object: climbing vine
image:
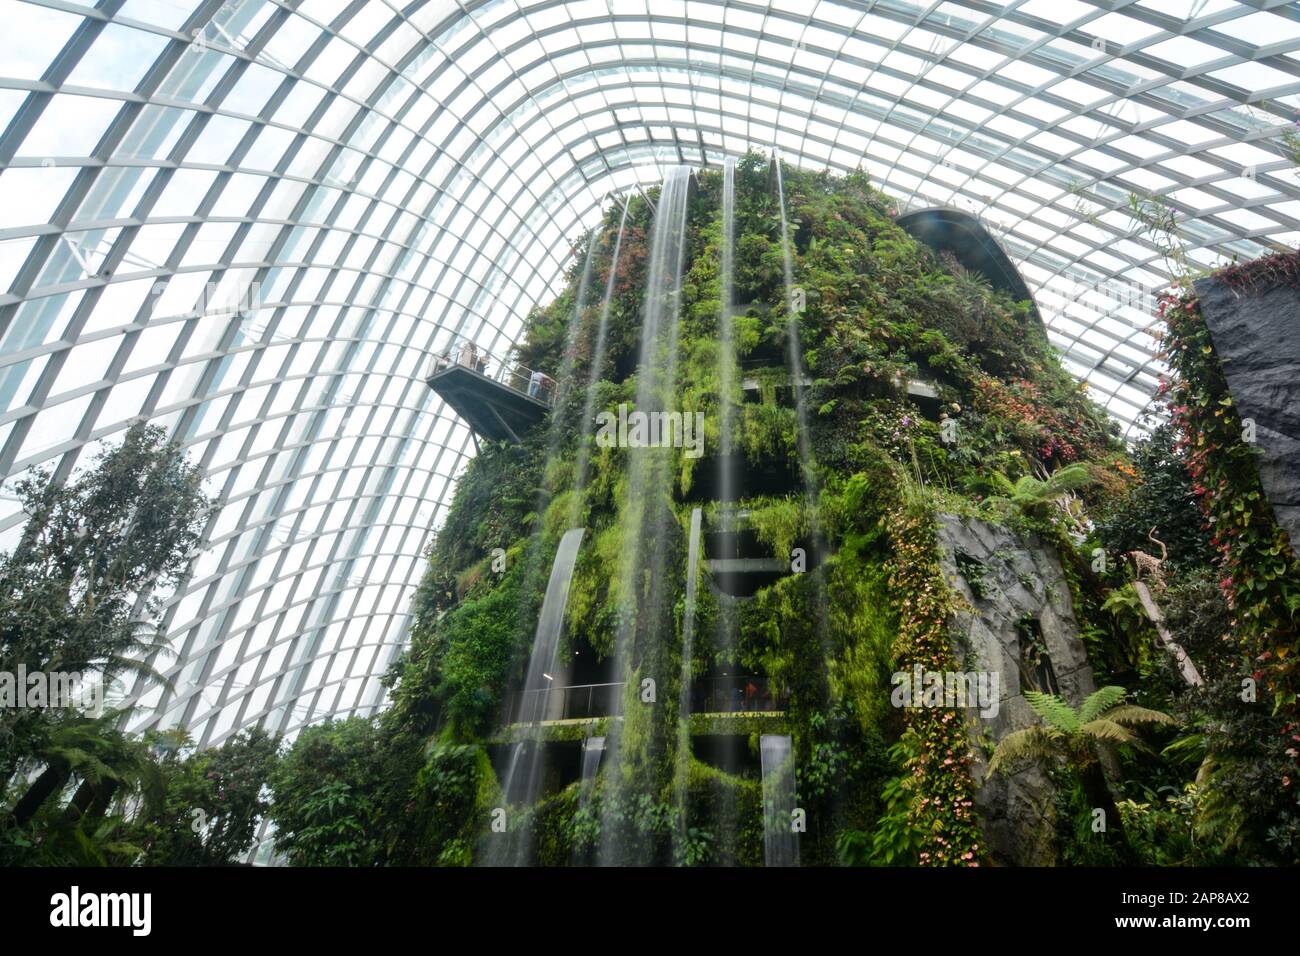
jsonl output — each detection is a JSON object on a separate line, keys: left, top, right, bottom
{"left": 883, "top": 496, "right": 983, "bottom": 866}
{"left": 1159, "top": 271, "right": 1300, "bottom": 713}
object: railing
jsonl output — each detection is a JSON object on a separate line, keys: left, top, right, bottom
{"left": 690, "top": 676, "right": 784, "bottom": 714}
{"left": 429, "top": 340, "right": 558, "bottom": 407}
{"left": 510, "top": 681, "right": 625, "bottom": 724}
{"left": 506, "top": 676, "right": 784, "bottom": 724}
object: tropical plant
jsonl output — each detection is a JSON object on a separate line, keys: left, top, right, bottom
{"left": 0, "top": 423, "right": 211, "bottom": 798}
{"left": 988, "top": 686, "right": 1175, "bottom": 860}
{"left": 1100, "top": 583, "right": 1155, "bottom": 673}
{"left": 1094, "top": 423, "right": 1215, "bottom": 573}
{"left": 984, "top": 462, "right": 1095, "bottom": 523}
{"left": 267, "top": 717, "right": 387, "bottom": 867}
{"left": 0, "top": 711, "right": 165, "bottom": 865}
{"left": 857, "top": 740, "right": 925, "bottom": 866}
{"left": 122, "top": 728, "right": 281, "bottom": 866}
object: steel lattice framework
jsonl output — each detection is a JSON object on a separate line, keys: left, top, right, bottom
{"left": 1, "top": 0, "right": 1298, "bottom": 749}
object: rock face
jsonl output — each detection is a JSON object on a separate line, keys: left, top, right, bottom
{"left": 1194, "top": 275, "right": 1300, "bottom": 560}
{"left": 936, "top": 514, "right": 1097, "bottom": 866}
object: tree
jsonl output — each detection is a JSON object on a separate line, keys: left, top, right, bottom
{"left": 268, "top": 717, "right": 388, "bottom": 866}
{"left": 0, "top": 712, "right": 164, "bottom": 865}
{"left": 1095, "top": 423, "right": 1215, "bottom": 574}
{"left": 0, "top": 423, "right": 211, "bottom": 831}
{"left": 988, "top": 686, "right": 1175, "bottom": 861}
{"left": 8, "top": 711, "right": 162, "bottom": 828}
{"left": 123, "top": 729, "right": 281, "bottom": 866}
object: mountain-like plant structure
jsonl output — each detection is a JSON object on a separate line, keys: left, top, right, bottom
{"left": 383, "top": 152, "right": 1149, "bottom": 867}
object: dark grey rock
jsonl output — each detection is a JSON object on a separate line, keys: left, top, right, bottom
{"left": 1194, "top": 275, "right": 1300, "bottom": 559}
{"left": 935, "top": 514, "right": 1098, "bottom": 866}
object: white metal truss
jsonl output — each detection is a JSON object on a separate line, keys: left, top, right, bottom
{"left": 0, "top": 0, "right": 1297, "bottom": 747}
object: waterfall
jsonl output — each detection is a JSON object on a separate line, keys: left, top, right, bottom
{"left": 483, "top": 198, "right": 632, "bottom": 866}
{"left": 516, "top": 527, "right": 588, "bottom": 730}
{"left": 719, "top": 157, "right": 737, "bottom": 504}
{"left": 499, "top": 741, "right": 524, "bottom": 805}
{"left": 759, "top": 734, "right": 800, "bottom": 867}
{"left": 598, "top": 166, "right": 693, "bottom": 866}
{"left": 570, "top": 197, "right": 632, "bottom": 516}
{"left": 490, "top": 527, "right": 586, "bottom": 865}
{"left": 673, "top": 506, "right": 704, "bottom": 860}
{"left": 773, "top": 152, "right": 818, "bottom": 507}
{"left": 481, "top": 217, "right": 602, "bottom": 863}
{"left": 580, "top": 736, "right": 606, "bottom": 789}
{"left": 711, "top": 158, "right": 744, "bottom": 863}
{"left": 773, "top": 154, "right": 832, "bottom": 637}
{"left": 480, "top": 202, "right": 634, "bottom": 865}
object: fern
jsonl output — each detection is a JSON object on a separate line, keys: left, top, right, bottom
{"left": 1079, "top": 685, "right": 1127, "bottom": 723}
{"left": 1101, "top": 704, "right": 1178, "bottom": 727}
{"left": 1024, "top": 690, "right": 1081, "bottom": 733}
{"left": 989, "top": 686, "right": 1174, "bottom": 781}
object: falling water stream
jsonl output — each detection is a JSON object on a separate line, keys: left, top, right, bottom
{"left": 718, "top": 158, "right": 738, "bottom": 508}
{"left": 760, "top": 734, "right": 800, "bottom": 866}
{"left": 515, "top": 532, "right": 586, "bottom": 759}
{"left": 774, "top": 154, "right": 831, "bottom": 645}
{"left": 569, "top": 197, "right": 632, "bottom": 518}
{"left": 580, "top": 736, "right": 606, "bottom": 790}
{"left": 713, "top": 158, "right": 742, "bottom": 862}
{"left": 597, "top": 166, "right": 693, "bottom": 866}
{"left": 493, "top": 162, "right": 813, "bottom": 866}
{"left": 773, "top": 152, "right": 821, "bottom": 524}
{"left": 486, "top": 206, "right": 628, "bottom": 866}
{"left": 672, "top": 506, "right": 704, "bottom": 859}
{"left": 488, "top": 526, "right": 586, "bottom": 865}
{"left": 500, "top": 741, "right": 524, "bottom": 805}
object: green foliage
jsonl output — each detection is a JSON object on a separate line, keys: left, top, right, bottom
{"left": 850, "top": 737, "right": 925, "bottom": 866}
{"left": 989, "top": 686, "right": 1175, "bottom": 776}
{"left": 742, "top": 495, "right": 807, "bottom": 561}
{"left": 1161, "top": 280, "right": 1300, "bottom": 711}
{"left": 351, "top": 151, "right": 1290, "bottom": 869}
{"left": 0, "top": 423, "right": 211, "bottom": 789}
{"left": 391, "top": 557, "right": 540, "bottom": 740}
{"left": 1095, "top": 424, "right": 1215, "bottom": 572}
{"left": 1152, "top": 571, "right": 1300, "bottom": 864}
{"left": 0, "top": 711, "right": 166, "bottom": 865}
{"left": 0, "top": 425, "right": 218, "bottom": 864}
{"left": 267, "top": 717, "right": 489, "bottom": 867}
{"left": 268, "top": 718, "right": 386, "bottom": 866}
{"left": 122, "top": 728, "right": 281, "bottom": 867}
{"left": 412, "top": 740, "right": 493, "bottom": 866}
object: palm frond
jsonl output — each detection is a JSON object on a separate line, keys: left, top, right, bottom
{"left": 99, "top": 654, "right": 175, "bottom": 694}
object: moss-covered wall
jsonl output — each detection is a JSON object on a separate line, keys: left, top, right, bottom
{"left": 384, "top": 153, "right": 1161, "bottom": 866}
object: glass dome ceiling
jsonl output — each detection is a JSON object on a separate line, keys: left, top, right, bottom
{"left": 1, "top": 0, "right": 1298, "bottom": 747}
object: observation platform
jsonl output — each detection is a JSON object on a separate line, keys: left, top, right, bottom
{"left": 491, "top": 710, "right": 790, "bottom": 747}
{"left": 426, "top": 342, "right": 556, "bottom": 443}
{"left": 896, "top": 206, "right": 1043, "bottom": 323}
{"left": 498, "top": 677, "right": 788, "bottom": 734}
